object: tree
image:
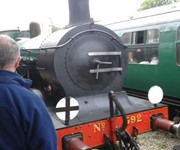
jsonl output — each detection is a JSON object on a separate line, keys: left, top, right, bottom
{"left": 51, "top": 25, "right": 60, "bottom": 33}
{"left": 139, "top": 0, "right": 180, "bottom": 11}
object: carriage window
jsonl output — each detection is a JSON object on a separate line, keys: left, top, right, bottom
{"left": 122, "top": 29, "right": 159, "bottom": 65}
{"left": 147, "top": 29, "right": 159, "bottom": 43}
{"left": 127, "top": 47, "right": 158, "bottom": 65}
{"left": 122, "top": 32, "right": 131, "bottom": 45}
{"left": 176, "top": 27, "right": 180, "bottom": 65}
{"left": 122, "top": 31, "right": 146, "bottom": 45}
{"left": 136, "top": 31, "right": 146, "bottom": 44}
{"left": 132, "top": 32, "right": 136, "bottom": 44}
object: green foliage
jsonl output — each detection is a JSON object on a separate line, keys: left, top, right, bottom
{"left": 51, "top": 25, "right": 60, "bottom": 33}
{"left": 139, "top": 0, "right": 180, "bottom": 10}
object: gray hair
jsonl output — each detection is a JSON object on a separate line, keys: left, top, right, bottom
{"left": 0, "top": 35, "right": 20, "bottom": 69}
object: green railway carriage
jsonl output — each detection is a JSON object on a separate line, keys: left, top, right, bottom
{"left": 104, "top": 3, "right": 180, "bottom": 117}
{"left": 0, "top": 29, "right": 29, "bottom": 41}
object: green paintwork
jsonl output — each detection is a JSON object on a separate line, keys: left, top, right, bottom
{"left": 0, "top": 30, "right": 30, "bottom": 40}
{"left": 103, "top": 3, "right": 180, "bottom": 102}
{"left": 124, "top": 23, "right": 180, "bottom": 99}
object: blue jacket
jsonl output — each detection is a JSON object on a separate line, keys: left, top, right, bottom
{"left": 0, "top": 70, "right": 57, "bottom": 150}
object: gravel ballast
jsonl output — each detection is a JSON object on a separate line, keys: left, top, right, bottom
{"left": 137, "top": 130, "right": 180, "bottom": 150}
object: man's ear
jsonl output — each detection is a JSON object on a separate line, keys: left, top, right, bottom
{"left": 15, "top": 56, "right": 21, "bottom": 69}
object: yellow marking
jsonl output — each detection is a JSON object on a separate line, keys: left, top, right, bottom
{"left": 127, "top": 114, "right": 142, "bottom": 124}
{"left": 94, "top": 122, "right": 106, "bottom": 133}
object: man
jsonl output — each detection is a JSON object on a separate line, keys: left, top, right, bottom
{"left": 0, "top": 35, "right": 57, "bottom": 150}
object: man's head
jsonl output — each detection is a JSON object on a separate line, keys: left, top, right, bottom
{"left": 0, "top": 35, "right": 21, "bottom": 72}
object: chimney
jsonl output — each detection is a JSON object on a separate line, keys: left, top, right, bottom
{"left": 68, "top": 0, "right": 93, "bottom": 27}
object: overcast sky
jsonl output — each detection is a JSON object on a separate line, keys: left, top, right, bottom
{"left": 0, "top": 0, "right": 143, "bottom": 30}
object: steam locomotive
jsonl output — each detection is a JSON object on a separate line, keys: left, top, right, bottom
{"left": 17, "top": 0, "right": 180, "bottom": 149}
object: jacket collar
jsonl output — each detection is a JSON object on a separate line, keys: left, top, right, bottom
{"left": 0, "top": 70, "right": 32, "bottom": 88}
